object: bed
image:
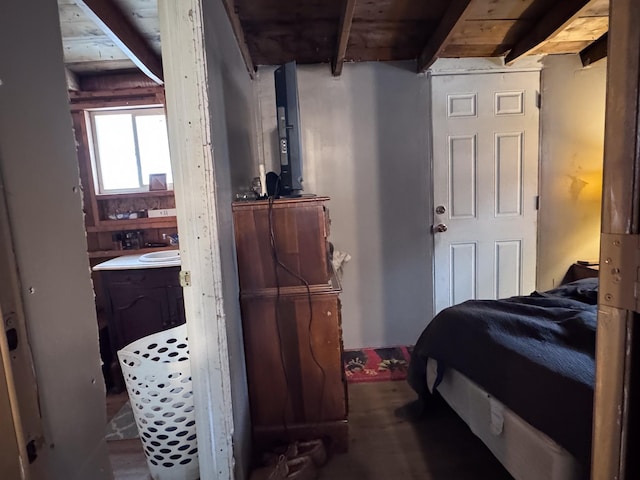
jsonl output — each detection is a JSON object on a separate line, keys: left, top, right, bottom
{"left": 408, "top": 278, "right": 598, "bottom": 480}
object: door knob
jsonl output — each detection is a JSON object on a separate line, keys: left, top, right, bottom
{"left": 432, "top": 223, "right": 448, "bottom": 233}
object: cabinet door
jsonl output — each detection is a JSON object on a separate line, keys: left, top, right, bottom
{"left": 241, "top": 293, "right": 346, "bottom": 426}
{"left": 166, "top": 284, "right": 186, "bottom": 327}
{"left": 233, "top": 200, "right": 331, "bottom": 291}
{"left": 107, "top": 284, "right": 172, "bottom": 350}
{"left": 102, "top": 267, "right": 185, "bottom": 350}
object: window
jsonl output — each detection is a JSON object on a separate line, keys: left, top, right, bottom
{"left": 89, "top": 107, "right": 173, "bottom": 194}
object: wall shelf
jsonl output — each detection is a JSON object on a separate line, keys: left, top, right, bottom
{"left": 87, "top": 218, "right": 177, "bottom": 233}
{"left": 88, "top": 246, "right": 176, "bottom": 259}
{"left": 96, "top": 190, "right": 175, "bottom": 201}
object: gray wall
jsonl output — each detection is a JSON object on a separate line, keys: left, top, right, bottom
{"left": 538, "top": 55, "right": 606, "bottom": 289}
{"left": 0, "top": 0, "right": 111, "bottom": 478}
{"left": 201, "top": 1, "right": 257, "bottom": 477}
{"left": 257, "top": 62, "right": 433, "bottom": 349}
{"left": 256, "top": 57, "right": 606, "bottom": 348}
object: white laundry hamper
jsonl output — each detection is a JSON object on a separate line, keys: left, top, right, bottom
{"left": 117, "top": 324, "right": 199, "bottom": 480}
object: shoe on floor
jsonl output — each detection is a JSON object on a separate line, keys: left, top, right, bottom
{"left": 295, "top": 440, "right": 327, "bottom": 467}
{"left": 286, "top": 456, "right": 317, "bottom": 480}
{"left": 250, "top": 454, "right": 288, "bottom": 480}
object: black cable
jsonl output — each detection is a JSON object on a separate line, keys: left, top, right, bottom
{"left": 268, "top": 195, "right": 291, "bottom": 435}
{"left": 273, "top": 248, "right": 327, "bottom": 419}
{"left": 268, "top": 190, "right": 328, "bottom": 424}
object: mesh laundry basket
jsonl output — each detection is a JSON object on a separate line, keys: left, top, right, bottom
{"left": 117, "top": 324, "right": 198, "bottom": 480}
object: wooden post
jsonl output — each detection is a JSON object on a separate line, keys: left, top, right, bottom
{"left": 593, "top": 0, "right": 640, "bottom": 478}
{"left": 417, "top": 0, "right": 474, "bottom": 72}
{"left": 580, "top": 33, "right": 608, "bottom": 67}
{"left": 158, "top": 1, "right": 236, "bottom": 478}
{"left": 505, "top": 0, "right": 590, "bottom": 65}
{"left": 76, "top": 0, "right": 164, "bottom": 84}
{"left": 221, "top": 0, "right": 256, "bottom": 78}
{"left": 332, "top": 0, "right": 357, "bottom": 76}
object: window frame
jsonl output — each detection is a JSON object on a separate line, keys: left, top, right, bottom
{"left": 87, "top": 105, "right": 173, "bottom": 195}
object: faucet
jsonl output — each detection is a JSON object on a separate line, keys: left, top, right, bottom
{"left": 162, "top": 233, "right": 179, "bottom": 246}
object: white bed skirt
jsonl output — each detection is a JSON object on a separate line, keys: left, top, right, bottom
{"left": 426, "top": 359, "right": 585, "bottom": 480}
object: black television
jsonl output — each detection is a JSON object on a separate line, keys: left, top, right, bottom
{"left": 274, "top": 61, "right": 304, "bottom": 196}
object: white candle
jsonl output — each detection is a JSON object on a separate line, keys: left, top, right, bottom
{"left": 259, "top": 164, "right": 267, "bottom": 196}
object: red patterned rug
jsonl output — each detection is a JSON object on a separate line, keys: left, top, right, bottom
{"left": 343, "top": 346, "right": 413, "bottom": 383}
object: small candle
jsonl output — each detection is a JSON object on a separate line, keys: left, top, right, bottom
{"left": 259, "top": 164, "right": 267, "bottom": 196}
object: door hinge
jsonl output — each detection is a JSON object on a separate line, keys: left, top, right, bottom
{"left": 179, "top": 271, "right": 191, "bottom": 287}
{"left": 536, "top": 91, "right": 542, "bottom": 109}
{"left": 599, "top": 233, "right": 640, "bottom": 312}
{"left": 535, "top": 195, "right": 540, "bottom": 210}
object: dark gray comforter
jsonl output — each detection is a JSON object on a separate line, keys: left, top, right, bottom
{"left": 408, "top": 278, "right": 598, "bottom": 469}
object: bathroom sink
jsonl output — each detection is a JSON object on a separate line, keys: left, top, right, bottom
{"left": 139, "top": 250, "right": 180, "bottom": 263}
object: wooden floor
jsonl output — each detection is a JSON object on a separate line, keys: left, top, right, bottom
{"left": 107, "top": 381, "right": 513, "bottom": 479}
{"left": 106, "top": 391, "right": 129, "bottom": 421}
{"left": 106, "top": 391, "right": 151, "bottom": 479}
{"left": 319, "top": 381, "right": 512, "bottom": 479}
{"left": 108, "top": 439, "right": 151, "bottom": 480}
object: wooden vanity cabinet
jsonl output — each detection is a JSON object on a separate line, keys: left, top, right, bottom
{"left": 99, "top": 266, "right": 185, "bottom": 389}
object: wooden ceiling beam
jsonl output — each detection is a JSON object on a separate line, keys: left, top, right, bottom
{"left": 417, "top": 0, "right": 475, "bottom": 73}
{"left": 221, "top": 0, "right": 256, "bottom": 78}
{"left": 505, "top": 0, "right": 591, "bottom": 65}
{"left": 65, "top": 68, "right": 80, "bottom": 91}
{"left": 332, "top": 0, "right": 357, "bottom": 77}
{"left": 580, "top": 33, "right": 608, "bottom": 67}
{"left": 76, "top": 0, "right": 163, "bottom": 84}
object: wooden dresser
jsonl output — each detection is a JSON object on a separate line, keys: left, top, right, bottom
{"left": 562, "top": 262, "right": 600, "bottom": 284}
{"left": 232, "top": 196, "right": 348, "bottom": 453}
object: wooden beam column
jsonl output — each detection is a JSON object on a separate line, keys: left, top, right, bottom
{"left": 65, "top": 68, "right": 80, "bottom": 91}
{"left": 221, "top": 0, "right": 256, "bottom": 78}
{"left": 76, "top": 0, "right": 164, "bottom": 84}
{"left": 505, "top": 0, "right": 590, "bottom": 65}
{"left": 593, "top": 0, "right": 640, "bottom": 478}
{"left": 580, "top": 33, "right": 608, "bottom": 67}
{"left": 332, "top": 0, "right": 357, "bottom": 76}
{"left": 417, "top": 0, "right": 474, "bottom": 72}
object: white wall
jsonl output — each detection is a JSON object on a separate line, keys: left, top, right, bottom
{"left": 201, "top": 1, "right": 257, "bottom": 477}
{"left": 257, "top": 62, "right": 433, "bottom": 349}
{"left": 538, "top": 55, "right": 606, "bottom": 289}
{"left": 0, "top": 0, "right": 111, "bottom": 478}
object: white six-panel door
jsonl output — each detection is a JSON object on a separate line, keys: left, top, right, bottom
{"left": 431, "top": 72, "right": 540, "bottom": 314}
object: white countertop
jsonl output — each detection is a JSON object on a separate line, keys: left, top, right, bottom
{"left": 92, "top": 250, "right": 181, "bottom": 271}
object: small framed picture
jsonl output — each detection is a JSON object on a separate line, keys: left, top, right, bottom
{"left": 149, "top": 173, "right": 167, "bottom": 191}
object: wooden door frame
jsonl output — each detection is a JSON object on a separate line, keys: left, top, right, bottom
{"left": 0, "top": 171, "right": 43, "bottom": 477}
{"left": 593, "top": 0, "right": 640, "bottom": 478}
{"left": 157, "top": 1, "right": 235, "bottom": 478}
{"left": 0, "top": 302, "right": 29, "bottom": 480}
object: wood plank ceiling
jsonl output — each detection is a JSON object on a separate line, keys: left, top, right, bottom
{"left": 58, "top": 0, "right": 161, "bottom": 74}
{"left": 57, "top": 0, "right": 609, "bottom": 84}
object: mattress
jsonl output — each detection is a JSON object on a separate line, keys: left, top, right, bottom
{"left": 427, "top": 359, "right": 585, "bottom": 480}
